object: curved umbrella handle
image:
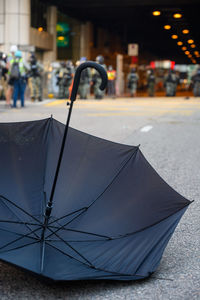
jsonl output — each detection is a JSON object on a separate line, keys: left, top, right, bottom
{"left": 70, "top": 61, "right": 108, "bottom": 102}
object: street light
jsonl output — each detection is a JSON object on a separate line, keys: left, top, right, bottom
{"left": 173, "top": 13, "right": 182, "bottom": 19}
{"left": 182, "top": 46, "right": 187, "bottom": 51}
{"left": 182, "top": 29, "right": 189, "bottom": 34}
{"left": 152, "top": 11, "right": 161, "bottom": 16}
{"left": 164, "top": 25, "right": 171, "bottom": 30}
{"left": 187, "top": 39, "right": 194, "bottom": 44}
{"left": 190, "top": 44, "right": 196, "bottom": 48}
{"left": 171, "top": 35, "right": 178, "bottom": 39}
{"left": 38, "top": 27, "right": 43, "bottom": 32}
{"left": 177, "top": 41, "right": 183, "bottom": 46}
{"left": 185, "top": 51, "right": 190, "bottom": 55}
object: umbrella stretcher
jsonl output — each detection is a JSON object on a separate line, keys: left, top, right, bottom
{"left": 0, "top": 62, "right": 192, "bottom": 281}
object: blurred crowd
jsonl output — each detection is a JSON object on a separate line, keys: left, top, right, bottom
{"left": 1, "top": 46, "right": 200, "bottom": 109}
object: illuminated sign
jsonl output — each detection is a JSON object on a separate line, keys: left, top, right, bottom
{"left": 56, "top": 23, "right": 70, "bottom": 47}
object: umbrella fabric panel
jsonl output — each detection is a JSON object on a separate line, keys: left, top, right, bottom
{"left": 68, "top": 149, "right": 190, "bottom": 237}
{"left": 0, "top": 119, "right": 51, "bottom": 218}
{"left": 44, "top": 119, "right": 136, "bottom": 218}
{"left": 46, "top": 207, "right": 186, "bottom": 279}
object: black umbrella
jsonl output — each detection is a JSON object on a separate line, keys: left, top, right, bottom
{"left": 0, "top": 62, "right": 192, "bottom": 281}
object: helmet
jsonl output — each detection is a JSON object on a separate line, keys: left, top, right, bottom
{"left": 10, "top": 45, "right": 18, "bottom": 53}
{"left": 96, "top": 55, "right": 104, "bottom": 64}
{"left": 15, "top": 50, "right": 22, "bottom": 58}
{"left": 131, "top": 68, "right": 136, "bottom": 73}
{"left": 80, "top": 57, "right": 87, "bottom": 62}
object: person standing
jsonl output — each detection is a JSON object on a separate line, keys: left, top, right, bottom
{"left": 78, "top": 57, "right": 91, "bottom": 99}
{"left": 6, "top": 45, "right": 18, "bottom": 106}
{"left": 9, "top": 50, "right": 28, "bottom": 108}
{"left": 191, "top": 68, "right": 200, "bottom": 97}
{"left": 28, "top": 53, "right": 43, "bottom": 102}
{"left": 0, "top": 52, "right": 8, "bottom": 101}
{"left": 147, "top": 69, "right": 156, "bottom": 97}
{"left": 92, "top": 55, "right": 107, "bottom": 99}
{"left": 57, "top": 61, "right": 73, "bottom": 99}
{"left": 107, "top": 65, "right": 116, "bottom": 98}
{"left": 164, "top": 70, "right": 179, "bottom": 97}
{"left": 127, "top": 68, "right": 139, "bottom": 97}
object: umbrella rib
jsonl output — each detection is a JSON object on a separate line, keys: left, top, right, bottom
{"left": 0, "top": 220, "right": 41, "bottom": 226}
{"left": 0, "top": 226, "right": 41, "bottom": 251}
{"left": 0, "top": 240, "right": 39, "bottom": 254}
{"left": 46, "top": 226, "right": 93, "bottom": 266}
{"left": 46, "top": 242, "right": 94, "bottom": 268}
{"left": 0, "top": 226, "right": 39, "bottom": 239}
{"left": 47, "top": 225, "right": 111, "bottom": 240}
{"left": 46, "top": 242, "right": 146, "bottom": 279}
{"left": 48, "top": 207, "right": 88, "bottom": 226}
{"left": 0, "top": 195, "right": 42, "bottom": 224}
{"left": 0, "top": 195, "right": 41, "bottom": 239}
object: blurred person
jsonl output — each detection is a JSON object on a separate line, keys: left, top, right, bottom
{"left": 107, "top": 65, "right": 116, "bottom": 98}
{"left": 28, "top": 53, "right": 43, "bottom": 102}
{"left": 0, "top": 52, "right": 8, "bottom": 101}
{"left": 147, "top": 69, "right": 156, "bottom": 97}
{"left": 6, "top": 45, "right": 18, "bottom": 106}
{"left": 92, "top": 55, "right": 107, "bottom": 99}
{"left": 191, "top": 68, "right": 200, "bottom": 97}
{"left": 78, "top": 57, "right": 91, "bottom": 99}
{"left": 164, "top": 69, "right": 179, "bottom": 97}
{"left": 127, "top": 68, "right": 139, "bottom": 97}
{"left": 9, "top": 50, "right": 28, "bottom": 108}
{"left": 56, "top": 61, "right": 74, "bottom": 99}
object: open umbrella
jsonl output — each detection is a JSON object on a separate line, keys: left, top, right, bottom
{"left": 0, "top": 62, "right": 192, "bottom": 281}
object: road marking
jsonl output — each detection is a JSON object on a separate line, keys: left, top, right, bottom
{"left": 140, "top": 125, "right": 153, "bottom": 132}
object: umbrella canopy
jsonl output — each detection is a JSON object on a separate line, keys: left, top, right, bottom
{"left": 0, "top": 62, "right": 191, "bottom": 281}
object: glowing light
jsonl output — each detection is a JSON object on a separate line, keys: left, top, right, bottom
{"left": 171, "top": 35, "right": 178, "bottom": 39}
{"left": 177, "top": 41, "right": 183, "bottom": 46}
{"left": 194, "top": 51, "right": 199, "bottom": 56}
{"left": 182, "top": 46, "right": 187, "bottom": 51}
{"left": 164, "top": 25, "right": 171, "bottom": 30}
{"left": 185, "top": 51, "right": 190, "bottom": 55}
{"left": 38, "top": 27, "right": 43, "bottom": 32}
{"left": 190, "top": 44, "right": 196, "bottom": 48}
{"left": 182, "top": 29, "right": 189, "bottom": 34}
{"left": 152, "top": 11, "right": 161, "bottom": 16}
{"left": 187, "top": 39, "right": 194, "bottom": 44}
{"left": 188, "top": 54, "right": 192, "bottom": 58}
{"left": 58, "top": 36, "right": 65, "bottom": 41}
{"left": 173, "top": 13, "right": 182, "bottom": 19}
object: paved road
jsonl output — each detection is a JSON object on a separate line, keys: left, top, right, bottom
{"left": 0, "top": 97, "right": 199, "bottom": 300}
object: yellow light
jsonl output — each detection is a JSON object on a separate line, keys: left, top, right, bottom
{"left": 182, "top": 29, "right": 189, "bottom": 34}
{"left": 185, "top": 51, "right": 190, "bottom": 55}
{"left": 187, "top": 39, "right": 194, "bottom": 44}
{"left": 188, "top": 54, "right": 192, "bottom": 58}
{"left": 171, "top": 35, "right": 178, "bottom": 39}
{"left": 190, "top": 44, "right": 196, "bottom": 48}
{"left": 177, "top": 41, "right": 183, "bottom": 46}
{"left": 164, "top": 25, "right": 171, "bottom": 30}
{"left": 194, "top": 51, "right": 199, "bottom": 56}
{"left": 38, "top": 27, "right": 43, "bottom": 32}
{"left": 173, "top": 13, "right": 182, "bottom": 19}
{"left": 192, "top": 59, "right": 197, "bottom": 64}
{"left": 152, "top": 11, "right": 161, "bottom": 16}
{"left": 58, "top": 36, "right": 65, "bottom": 41}
{"left": 182, "top": 46, "right": 187, "bottom": 51}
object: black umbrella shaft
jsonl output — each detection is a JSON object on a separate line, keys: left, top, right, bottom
{"left": 41, "top": 100, "right": 74, "bottom": 238}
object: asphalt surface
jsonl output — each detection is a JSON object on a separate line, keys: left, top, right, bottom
{"left": 0, "top": 97, "right": 199, "bottom": 300}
